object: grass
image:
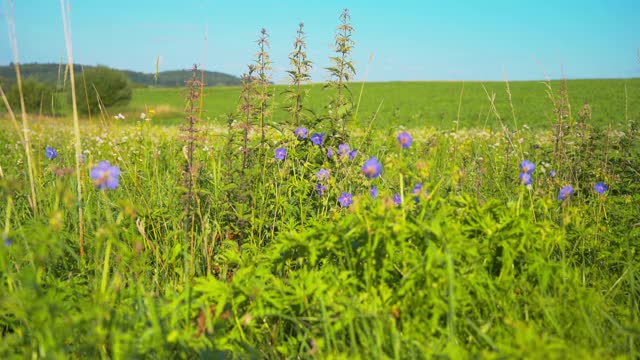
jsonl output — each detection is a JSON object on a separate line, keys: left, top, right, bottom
{"left": 1, "top": 6, "right": 639, "bottom": 358}
{"left": 129, "top": 78, "right": 640, "bottom": 129}
{"left": 1, "top": 100, "right": 639, "bottom": 357}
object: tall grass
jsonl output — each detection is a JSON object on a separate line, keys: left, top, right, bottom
{"left": 0, "top": 7, "right": 639, "bottom": 359}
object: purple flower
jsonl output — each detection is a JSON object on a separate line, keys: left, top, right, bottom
{"left": 3, "top": 237, "right": 12, "bottom": 247}
{"left": 46, "top": 146, "right": 58, "bottom": 160}
{"left": 362, "top": 157, "right": 382, "bottom": 179}
{"left": 558, "top": 185, "right": 574, "bottom": 200}
{"left": 294, "top": 127, "right": 308, "bottom": 139}
{"left": 393, "top": 193, "right": 402, "bottom": 205}
{"left": 317, "top": 168, "right": 330, "bottom": 181}
{"left": 78, "top": 153, "right": 87, "bottom": 165}
{"left": 338, "top": 192, "right": 353, "bottom": 207}
{"left": 397, "top": 132, "right": 412, "bottom": 149}
{"left": 594, "top": 182, "right": 608, "bottom": 194}
{"left": 275, "top": 147, "right": 287, "bottom": 161}
{"left": 411, "top": 183, "right": 425, "bottom": 203}
{"left": 327, "top": 147, "right": 335, "bottom": 158}
{"left": 550, "top": 170, "right": 556, "bottom": 178}
{"left": 349, "top": 149, "right": 357, "bottom": 161}
{"left": 519, "top": 172, "right": 532, "bottom": 186}
{"left": 519, "top": 160, "right": 535, "bottom": 174}
{"left": 315, "top": 183, "right": 326, "bottom": 196}
{"left": 370, "top": 185, "right": 378, "bottom": 199}
{"left": 310, "top": 133, "right": 325, "bottom": 146}
{"left": 90, "top": 161, "right": 121, "bottom": 190}
{"left": 338, "top": 144, "right": 350, "bottom": 157}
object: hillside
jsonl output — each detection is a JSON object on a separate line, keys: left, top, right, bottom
{"left": 0, "top": 63, "right": 242, "bottom": 88}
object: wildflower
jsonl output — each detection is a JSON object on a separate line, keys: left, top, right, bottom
{"left": 411, "top": 183, "right": 426, "bottom": 203}
{"left": 294, "top": 127, "right": 308, "bottom": 139}
{"left": 370, "top": 185, "right": 378, "bottom": 199}
{"left": 558, "top": 185, "right": 574, "bottom": 200}
{"left": 519, "top": 160, "right": 535, "bottom": 174}
{"left": 393, "top": 193, "right": 402, "bottom": 205}
{"left": 140, "top": 112, "right": 146, "bottom": 120}
{"left": 338, "top": 192, "right": 353, "bottom": 207}
{"left": 349, "top": 149, "right": 357, "bottom": 161}
{"left": 114, "top": 113, "right": 125, "bottom": 120}
{"left": 361, "top": 157, "right": 382, "bottom": 179}
{"left": 90, "top": 161, "right": 121, "bottom": 190}
{"left": 317, "top": 168, "right": 330, "bottom": 181}
{"left": 275, "top": 147, "right": 287, "bottom": 161}
{"left": 3, "top": 237, "right": 11, "bottom": 247}
{"left": 594, "top": 182, "right": 608, "bottom": 194}
{"left": 310, "top": 133, "right": 325, "bottom": 146}
{"left": 338, "top": 144, "right": 350, "bottom": 157}
{"left": 550, "top": 170, "right": 556, "bottom": 178}
{"left": 519, "top": 172, "right": 532, "bottom": 186}
{"left": 397, "top": 132, "right": 412, "bottom": 149}
{"left": 315, "top": 183, "right": 326, "bottom": 196}
{"left": 327, "top": 147, "right": 335, "bottom": 158}
{"left": 45, "top": 146, "right": 58, "bottom": 160}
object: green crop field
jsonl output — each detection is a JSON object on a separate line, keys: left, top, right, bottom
{"left": 129, "top": 78, "right": 640, "bottom": 129}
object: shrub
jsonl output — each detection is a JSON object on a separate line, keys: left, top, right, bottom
{"left": 5, "top": 78, "right": 57, "bottom": 115}
{"left": 71, "top": 66, "right": 132, "bottom": 114}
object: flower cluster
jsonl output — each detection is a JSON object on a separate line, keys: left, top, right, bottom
{"left": 519, "top": 160, "right": 535, "bottom": 186}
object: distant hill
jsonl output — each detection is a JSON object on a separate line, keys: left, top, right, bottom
{"left": 0, "top": 63, "right": 242, "bottom": 88}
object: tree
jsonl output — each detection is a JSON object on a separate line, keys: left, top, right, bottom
{"left": 72, "top": 66, "right": 132, "bottom": 114}
{"left": 5, "top": 78, "right": 57, "bottom": 115}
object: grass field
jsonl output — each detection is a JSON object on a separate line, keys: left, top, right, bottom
{"left": 1, "top": 76, "right": 639, "bottom": 356}
{"left": 1, "top": 11, "right": 639, "bottom": 356}
{"left": 129, "top": 78, "right": 640, "bottom": 129}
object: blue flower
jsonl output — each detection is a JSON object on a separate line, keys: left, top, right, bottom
{"left": 338, "top": 192, "right": 353, "bottom": 207}
{"left": 338, "top": 144, "right": 350, "bottom": 157}
{"left": 361, "top": 157, "right": 382, "bottom": 179}
{"left": 594, "top": 182, "right": 608, "bottom": 194}
{"left": 370, "top": 185, "right": 378, "bottom": 199}
{"left": 411, "top": 183, "right": 426, "bottom": 203}
{"left": 311, "top": 133, "right": 325, "bottom": 146}
{"left": 393, "top": 193, "right": 402, "bottom": 205}
{"left": 519, "top": 160, "right": 535, "bottom": 174}
{"left": 46, "top": 146, "right": 58, "bottom": 160}
{"left": 550, "top": 170, "right": 556, "bottom": 178}
{"left": 294, "top": 127, "right": 308, "bottom": 139}
{"left": 275, "top": 147, "right": 287, "bottom": 161}
{"left": 397, "top": 132, "right": 412, "bottom": 149}
{"left": 317, "top": 168, "right": 330, "bottom": 181}
{"left": 90, "top": 161, "right": 121, "bottom": 190}
{"left": 558, "top": 185, "right": 574, "bottom": 200}
{"left": 519, "top": 172, "right": 532, "bottom": 185}
{"left": 327, "top": 147, "right": 335, "bottom": 158}
{"left": 349, "top": 149, "right": 357, "bottom": 161}
{"left": 3, "top": 237, "right": 12, "bottom": 247}
{"left": 315, "top": 183, "right": 326, "bottom": 196}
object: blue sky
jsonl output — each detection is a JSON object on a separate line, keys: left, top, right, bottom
{"left": 1, "top": 0, "right": 638, "bottom": 82}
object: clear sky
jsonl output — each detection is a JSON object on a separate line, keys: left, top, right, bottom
{"left": 1, "top": 0, "right": 638, "bottom": 83}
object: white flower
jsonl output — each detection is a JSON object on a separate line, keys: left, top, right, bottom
{"left": 114, "top": 113, "right": 125, "bottom": 120}
{"left": 140, "top": 112, "right": 146, "bottom": 120}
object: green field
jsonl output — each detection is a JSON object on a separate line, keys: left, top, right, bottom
{"left": 130, "top": 78, "right": 640, "bottom": 129}
{"left": 2, "top": 61, "right": 640, "bottom": 357}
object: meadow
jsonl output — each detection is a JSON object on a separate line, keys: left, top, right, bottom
{"left": 129, "top": 78, "right": 640, "bottom": 130}
{"left": 1, "top": 9, "right": 640, "bottom": 359}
